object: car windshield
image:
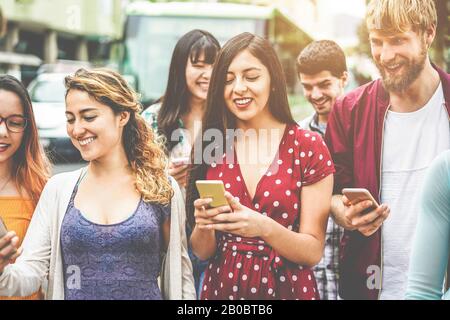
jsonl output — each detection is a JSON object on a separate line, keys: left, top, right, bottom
{"left": 29, "top": 77, "right": 66, "bottom": 103}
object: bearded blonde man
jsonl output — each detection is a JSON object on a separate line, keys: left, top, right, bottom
{"left": 325, "top": 0, "right": 450, "bottom": 300}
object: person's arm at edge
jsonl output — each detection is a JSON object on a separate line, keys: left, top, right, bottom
{"left": 406, "top": 152, "right": 450, "bottom": 300}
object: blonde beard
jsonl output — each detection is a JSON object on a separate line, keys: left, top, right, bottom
{"left": 377, "top": 42, "right": 428, "bottom": 93}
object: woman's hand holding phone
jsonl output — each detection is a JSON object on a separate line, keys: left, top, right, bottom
{"left": 200, "top": 192, "right": 271, "bottom": 239}
{"left": 194, "top": 180, "right": 270, "bottom": 238}
{"left": 0, "top": 231, "right": 22, "bottom": 274}
{"left": 193, "top": 197, "right": 232, "bottom": 229}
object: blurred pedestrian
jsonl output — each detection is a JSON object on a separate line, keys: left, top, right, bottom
{"left": 406, "top": 150, "right": 450, "bottom": 300}
{"left": 325, "top": 0, "right": 450, "bottom": 300}
{"left": 0, "top": 69, "right": 195, "bottom": 300}
{"left": 0, "top": 75, "right": 50, "bottom": 300}
{"left": 296, "top": 40, "right": 348, "bottom": 300}
{"left": 188, "top": 33, "right": 335, "bottom": 300}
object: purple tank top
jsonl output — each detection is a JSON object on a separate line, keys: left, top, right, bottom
{"left": 60, "top": 183, "right": 169, "bottom": 300}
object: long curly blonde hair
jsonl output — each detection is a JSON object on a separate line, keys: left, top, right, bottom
{"left": 65, "top": 68, "right": 173, "bottom": 205}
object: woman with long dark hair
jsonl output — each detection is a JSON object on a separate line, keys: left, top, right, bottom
{"left": 142, "top": 29, "right": 220, "bottom": 297}
{"left": 187, "top": 33, "right": 335, "bottom": 300}
{"left": 0, "top": 75, "right": 50, "bottom": 300}
{"left": 142, "top": 29, "right": 220, "bottom": 191}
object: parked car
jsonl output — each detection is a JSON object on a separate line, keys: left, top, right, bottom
{"left": 28, "top": 72, "right": 82, "bottom": 162}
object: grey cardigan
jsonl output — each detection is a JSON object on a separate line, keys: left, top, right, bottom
{"left": 0, "top": 168, "right": 196, "bottom": 300}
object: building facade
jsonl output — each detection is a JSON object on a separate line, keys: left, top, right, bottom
{"left": 0, "top": 0, "right": 124, "bottom": 82}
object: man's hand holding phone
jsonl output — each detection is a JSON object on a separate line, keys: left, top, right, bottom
{"left": 340, "top": 188, "right": 390, "bottom": 237}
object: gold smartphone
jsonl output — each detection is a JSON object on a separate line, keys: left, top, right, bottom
{"left": 342, "top": 188, "right": 380, "bottom": 214}
{"left": 195, "top": 180, "right": 228, "bottom": 208}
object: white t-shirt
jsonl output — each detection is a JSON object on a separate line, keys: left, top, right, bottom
{"left": 380, "top": 82, "right": 449, "bottom": 300}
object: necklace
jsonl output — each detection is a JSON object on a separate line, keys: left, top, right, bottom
{"left": 0, "top": 176, "right": 12, "bottom": 195}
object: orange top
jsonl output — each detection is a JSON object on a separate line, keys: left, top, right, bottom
{"left": 0, "top": 196, "right": 43, "bottom": 300}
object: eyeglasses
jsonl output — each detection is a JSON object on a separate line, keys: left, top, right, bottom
{"left": 0, "top": 115, "right": 28, "bottom": 133}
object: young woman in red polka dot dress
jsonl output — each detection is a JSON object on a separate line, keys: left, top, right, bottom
{"left": 186, "top": 33, "right": 335, "bottom": 300}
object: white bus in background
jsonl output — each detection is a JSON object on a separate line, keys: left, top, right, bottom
{"left": 119, "top": 1, "right": 313, "bottom": 106}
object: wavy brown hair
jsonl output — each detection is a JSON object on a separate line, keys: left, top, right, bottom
{"left": 65, "top": 68, "right": 173, "bottom": 205}
{"left": 0, "top": 75, "right": 50, "bottom": 206}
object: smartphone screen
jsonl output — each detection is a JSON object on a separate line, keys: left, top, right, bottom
{"left": 342, "top": 188, "right": 380, "bottom": 215}
{"left": 196, "top": 180, "right": 228, "bottom": 208}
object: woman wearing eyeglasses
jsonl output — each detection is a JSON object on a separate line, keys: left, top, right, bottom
{"left": 0, "top": 75, "right": 50, "bottom": 300}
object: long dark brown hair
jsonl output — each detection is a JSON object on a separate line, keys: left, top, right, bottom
{"left": 186, "top": 32, "right": 296, "bottom": 228}
{"left": 157, "top": 29, "right": 220, "bottom": 152}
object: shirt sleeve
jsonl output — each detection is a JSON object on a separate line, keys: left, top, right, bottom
{"left": 406, "top": 151, "right": 450, "bottom": 300}
{"left": 299, "top": 130, "right": 336, "bottom": 186}
{"left": 324, "top": 97, "right": 354, "bottom": 194}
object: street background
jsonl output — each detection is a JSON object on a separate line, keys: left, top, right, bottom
{"left": 0, "top": 0, "right": 448, "bottom": 175}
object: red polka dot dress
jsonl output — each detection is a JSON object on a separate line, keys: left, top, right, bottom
{"left": 200, "top": 124, "right": 336, "bottom": 300}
